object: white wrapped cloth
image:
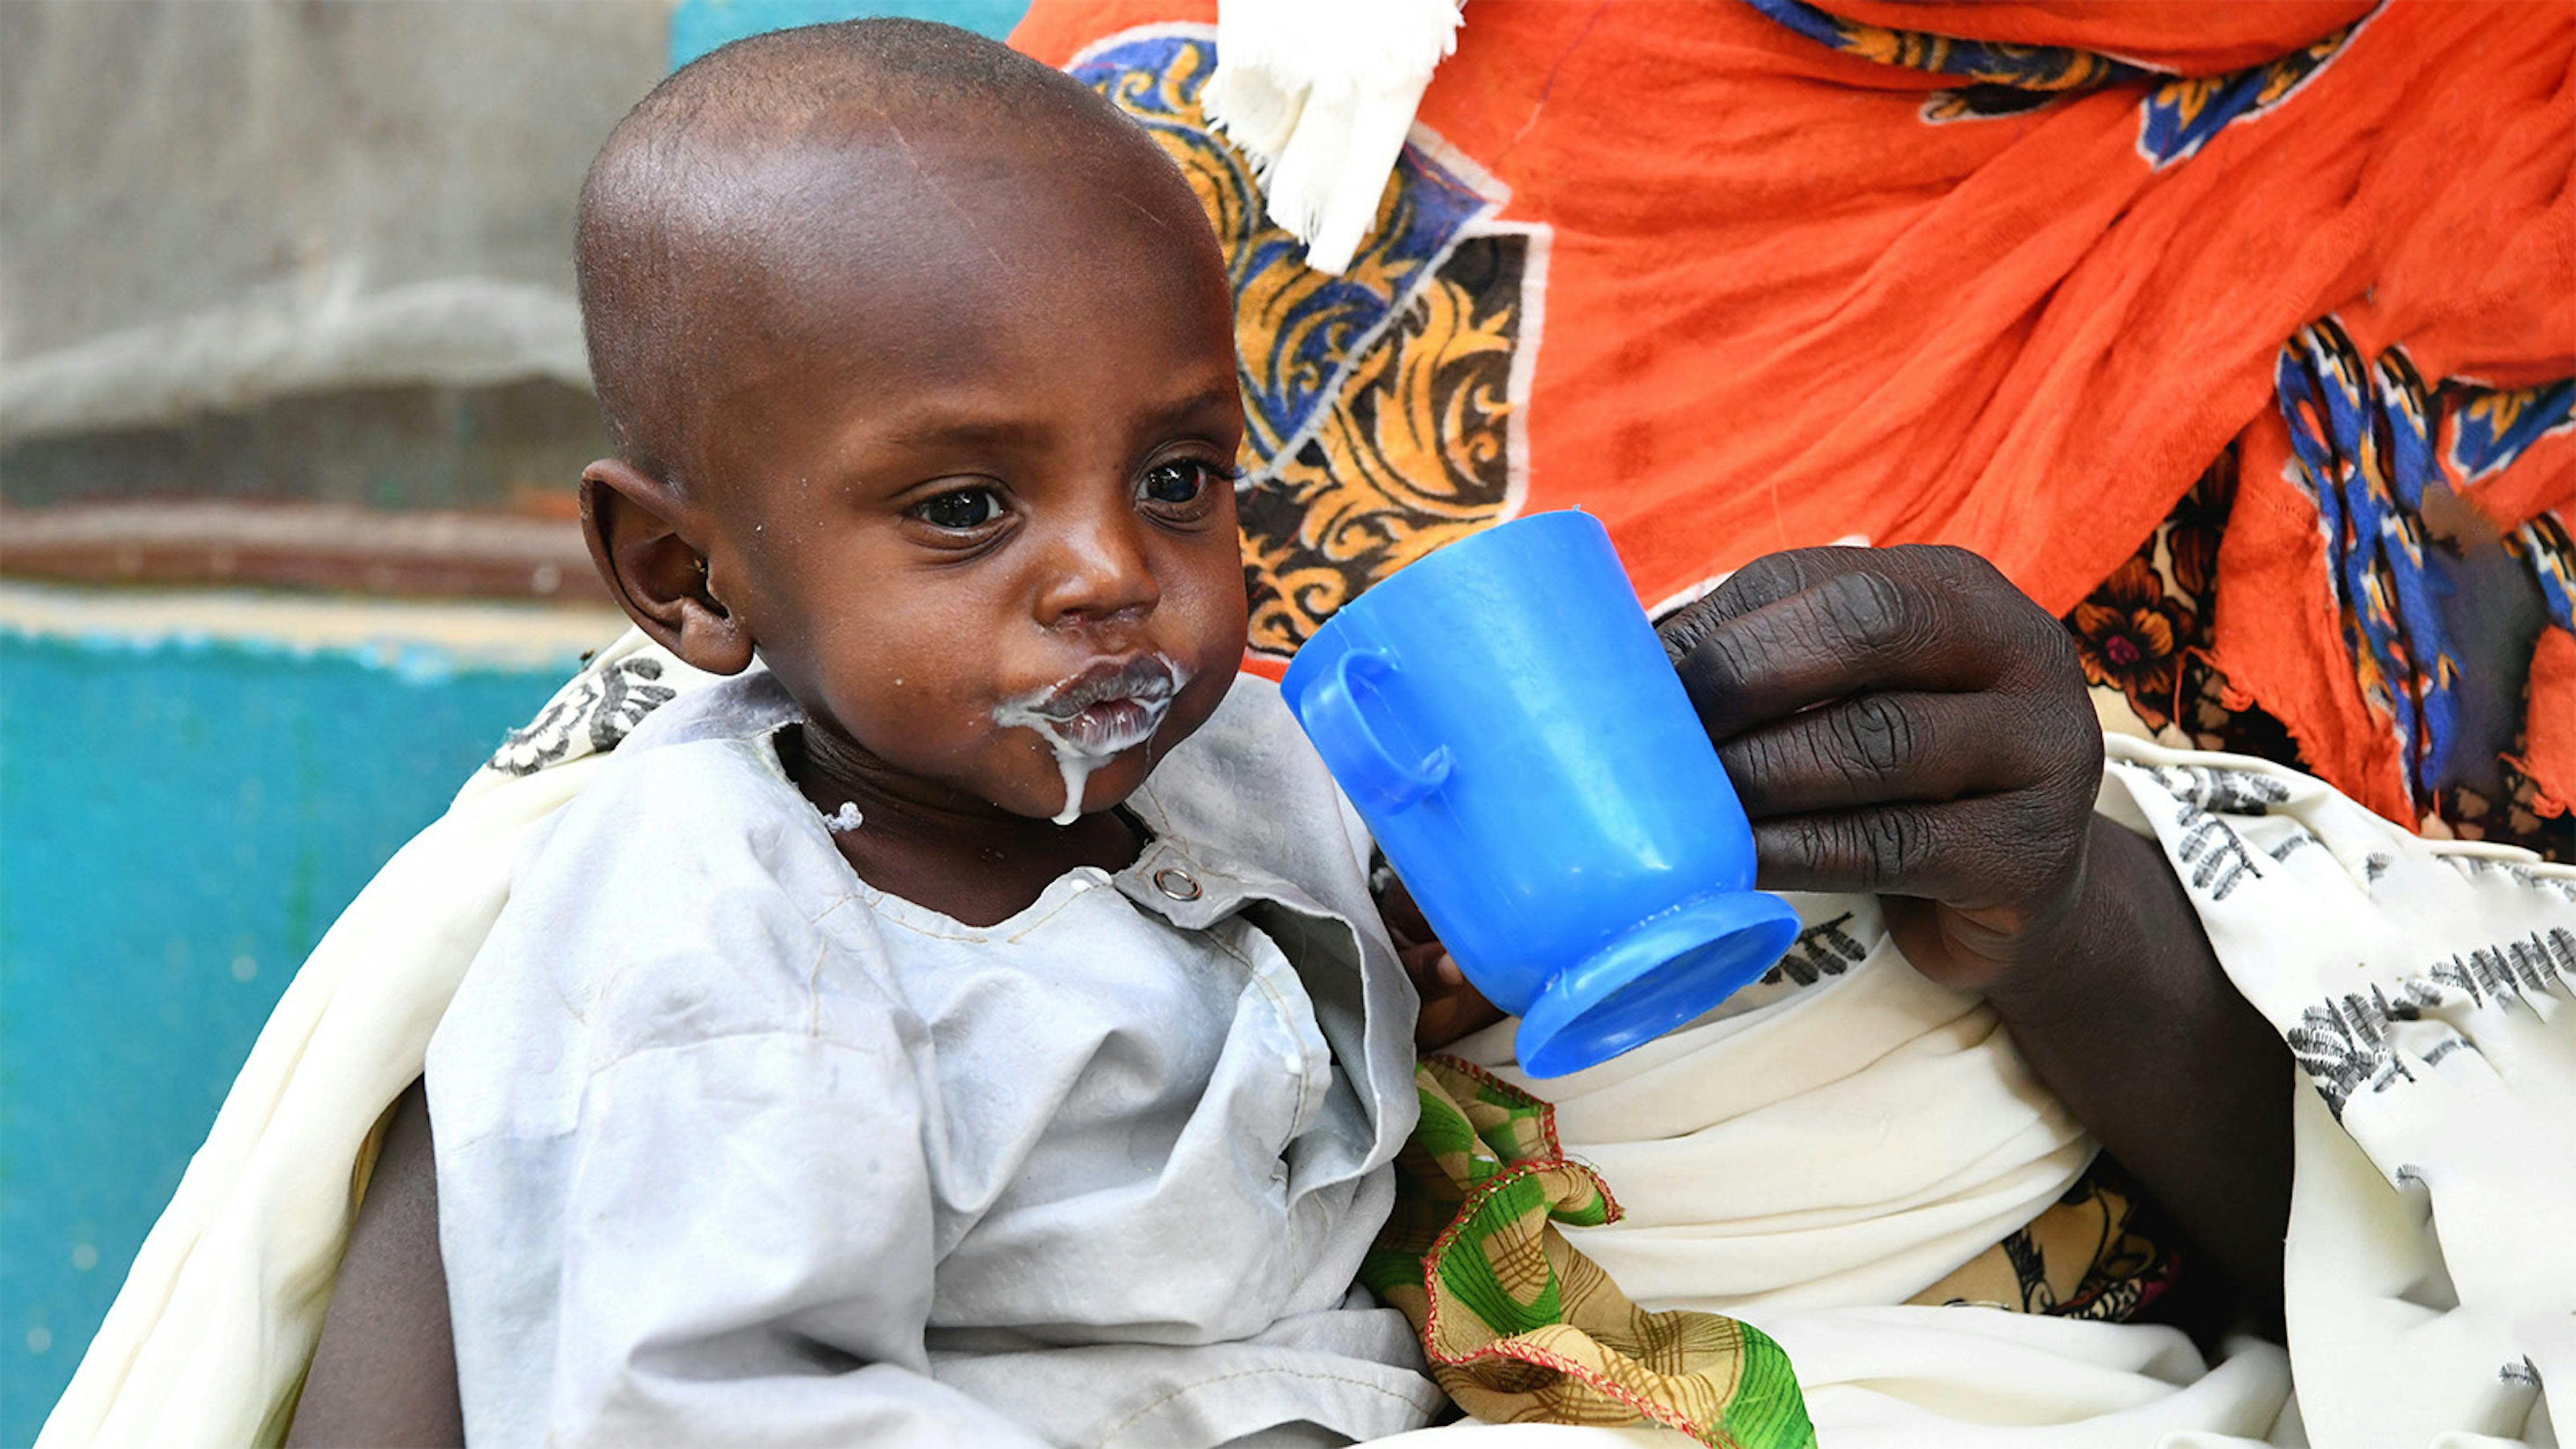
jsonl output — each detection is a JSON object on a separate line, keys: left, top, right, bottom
{"left": 1375, "top": 736, "right": 2572, "bottom": 1446}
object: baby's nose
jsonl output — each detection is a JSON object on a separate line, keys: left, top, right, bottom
{"left": 1035, "top": 514, "right": 1161, "bottom": 628}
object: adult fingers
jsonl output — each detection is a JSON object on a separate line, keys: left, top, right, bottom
{"left": 1663, "top": 546, "right": 2053, "bottom": 741}
{"left": 1658, "top": 544, "right": 1993, "bottom": 663}
{"left": 1750, "top": 787, "right": 2082, "bottom": 918}
{"left": 1716, "top": 689, "right": 2074, "bottom": 818}
{"left": 1658, "top": 546, "right": 1870, "bottom": 661}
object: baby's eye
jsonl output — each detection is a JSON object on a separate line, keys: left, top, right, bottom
{"left": 1139, "top": 460, "right": 1219, "bottom": 507}
{"left": 911, "top": 487, "right": 1005, "bottom": 531}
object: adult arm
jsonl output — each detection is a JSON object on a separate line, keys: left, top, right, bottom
{"left": 287, "top": 1077, "right": 463, "bottom": 1447}
{"left": 1658, "top": 544, "right": 2292, "bottom": 1310}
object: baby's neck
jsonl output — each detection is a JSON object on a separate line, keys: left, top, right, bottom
{"left": 781, "top": 722, "right": 1145, "bottom": 928}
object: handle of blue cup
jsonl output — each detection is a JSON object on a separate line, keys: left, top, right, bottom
{"left": 1304, "top": 648, "right": 1453, "bottom": 811}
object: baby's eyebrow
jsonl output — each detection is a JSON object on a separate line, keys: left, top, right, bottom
{"left": 873, "top": 412, "right": 1052, "bottom": 450}
{"left": 870, "top": 377, "right": 1241, "bottom": 452}
{"left": 1145, "top": 379, "right": 1246, "bottom": 429}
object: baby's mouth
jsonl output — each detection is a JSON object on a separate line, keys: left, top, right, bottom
{"left": 991, "top": 653, "right": 1194, "bottom": 825}
{"left": 1016, "top": 654, "right": 1181, "bottom": 749}
{"left": 1048, "top": 697, "right": 1162, "bottom": 751}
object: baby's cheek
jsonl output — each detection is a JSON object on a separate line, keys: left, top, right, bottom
{"left": 1179, "top": 584, "right": 1252, "bottom": 677}
{"left": 902, "top": 707, "right": 1074, "bottom": 818}
{"left": 838, "top": 683, "right": 988, "bottom": 767}
{"left": 1167, "top": 525, "right": 1249, "bottom": 629}
{"left": 1153, "top": 669, "right": 1235, "bottom": 762}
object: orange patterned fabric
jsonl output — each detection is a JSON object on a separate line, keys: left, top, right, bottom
{"left": 1015, "top": 0, "right": 2574, "bottom": 832}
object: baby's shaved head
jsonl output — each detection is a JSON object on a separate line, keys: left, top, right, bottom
{"left": 575, "top": 18, "right": 1213, "bottom": 491}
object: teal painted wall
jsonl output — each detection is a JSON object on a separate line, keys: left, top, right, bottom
{"left": 0, "top": 634, "right": 574, "bottom": 1445}
{"left": 670, "top": 0, "right": 1030, "bottom": 68}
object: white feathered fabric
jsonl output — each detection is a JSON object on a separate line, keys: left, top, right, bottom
{"left": 1200, "top": 0, "right": 1463, "bottom": 274}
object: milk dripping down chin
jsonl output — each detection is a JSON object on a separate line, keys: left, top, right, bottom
{"left": 989, "top": 654, "right": 1193, "bottom": 825}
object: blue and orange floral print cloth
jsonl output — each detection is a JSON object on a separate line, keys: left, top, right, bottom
{"left": 1016, "top": 0, "right": 2573, "bottom": 840}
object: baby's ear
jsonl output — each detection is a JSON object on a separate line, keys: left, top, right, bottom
{"left": 579, "top": 460, "right": 756, "bottom": 676}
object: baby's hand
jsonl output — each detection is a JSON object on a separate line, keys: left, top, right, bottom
{"left": 1402, "top": 943, "right": 1505, "bottom": 1051}
{"left": 1376, "top": 876, "right": 1505, "bottom": 1051}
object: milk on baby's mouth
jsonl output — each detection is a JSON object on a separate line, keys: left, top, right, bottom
{"left": 991, "top": 655, "right": 1192, "bottom": 825}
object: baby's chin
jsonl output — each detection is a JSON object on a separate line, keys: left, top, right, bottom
{"left": 1004, "top": 692, "right": 1223, "bottom": 826}
{"left": 993, "top": 745, "right": 1148, "bottom": 826}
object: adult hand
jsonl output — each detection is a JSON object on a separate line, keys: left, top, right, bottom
{"left": 1655, "top": 544, "right": 2103, "bottom": 1006}
{"left": 1660, "top": 544, "right": 2291, "bottom": 1311}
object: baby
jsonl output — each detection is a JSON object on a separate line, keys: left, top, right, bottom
{"left": 425, "top": 19, "right": 1465, "bottom": 1448}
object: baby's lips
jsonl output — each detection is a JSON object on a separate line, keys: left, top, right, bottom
{"left": 1047, "top": 696, "right": 1164, "bottom": 752}
{"left": 1020, "top": 652, "right": 1181, "bottom": 719}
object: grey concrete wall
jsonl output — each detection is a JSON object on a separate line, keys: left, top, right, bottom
{"left": 1, "top": 0, "right": 666, "bottom": 447}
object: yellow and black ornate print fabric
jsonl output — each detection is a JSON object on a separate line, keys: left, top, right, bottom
{"left": 1067, "top": 28, "right": 1543, "bottom": 663}
{"left": 1909, "top": 1154, "right": 2183, "bottom": 1323}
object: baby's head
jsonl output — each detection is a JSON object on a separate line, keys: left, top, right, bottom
{"left": 574, "top": 19, "right": 1245, "bottom": 826}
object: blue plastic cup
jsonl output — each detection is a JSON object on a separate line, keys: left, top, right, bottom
{"left": 1280, "top": 510, "right": 1799, "bottom": 1077}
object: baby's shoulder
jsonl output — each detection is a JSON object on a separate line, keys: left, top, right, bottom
{"left": 447, "top": 728, "right": 899, "bottom": 1071}
{"left": 542, "top": 662, "right": 818, "bottom": 860}
{"left": 548, "top": 728, "right": 838, "bottom": 893}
